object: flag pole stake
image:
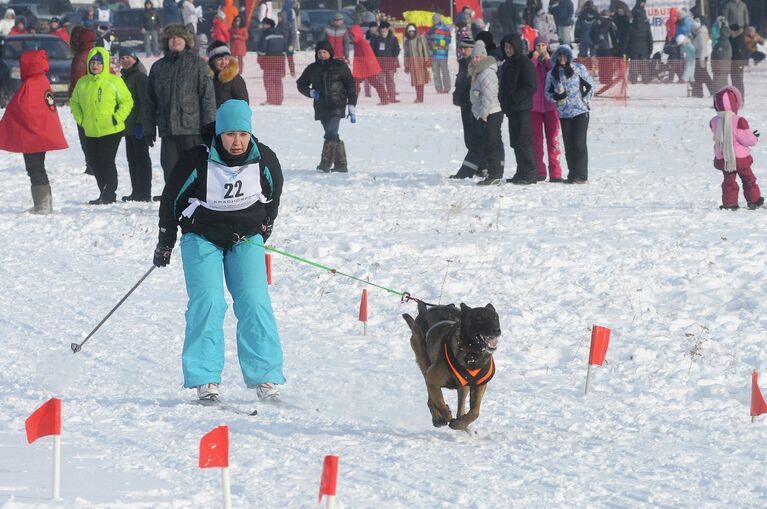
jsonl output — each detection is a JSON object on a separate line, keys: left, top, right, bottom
{"left": 326, "top": 494, "right": 336, "bottom": 509}
{"left": 584, "top": 363, "right": 593, "bottom": 395}
{"left": 52, "top": 434, "right": 61, "bottom": 500}
{"left": 221, "top": 466, "right": 231, "bottom": 509}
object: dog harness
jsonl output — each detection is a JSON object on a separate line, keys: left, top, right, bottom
{"left": 443, "top": 342, "right": 495, "bottom": 387}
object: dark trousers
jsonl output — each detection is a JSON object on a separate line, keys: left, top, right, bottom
{"left": 77, "top": 124, "right": 92, "bottom": 173}
{"left": 480, "top": 111, "right": 505, "bottom": 179}
{"left": 628, "top": 59, "right": 651, "bottom": 84}
{"left": 84, "top": 132, "right": 123, "bottom": 200}
{"left": 263, "top": 70, "right": 284, "bottom": 105}
{"left": 560, "top": 113, "right": 589, "bottom": 181}
{"left": 731, "top": 60, "right": 745, "bottom": 98}
{"left": 460, "top": 105, "right": 475, "bottom": 150}
{"left": 320, "top": 116, "right": 341, "bottom": 142}
{"left": 160, "top": 134, "right": 203, "bottom": 181}
{"left": 381, "top": 69, "right": 397, "bottom": 102}
{"left": 23, "top": 152, "right": 48, "bottom": 186}
{"left": 507, "top": 110, "right": 536, "bottom": 181}
{"left": 455, "top": 107, "right": 486, "bottom": 177}
{"left": 691, "top": 58, "right": 714, "bottom": 97}
{"left": 125, "top": 135, "right": 152, "bottom": 200}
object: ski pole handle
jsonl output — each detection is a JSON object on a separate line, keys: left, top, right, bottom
{"left": 71, "top": 266, "right": 156, "bottom": 354}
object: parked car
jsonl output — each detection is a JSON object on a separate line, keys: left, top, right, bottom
{"left": 0, "top": 34, "right": 71, "bottom": 106}
{"left": 299, "top": 9, "right": 354, "bottom": 50}
{"left": 110, "top": 7, "right": 144, "bottom": 44}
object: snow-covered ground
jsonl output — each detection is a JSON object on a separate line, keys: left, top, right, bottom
{"left": 2, "top": 63, "right": 767, "bottom": 508}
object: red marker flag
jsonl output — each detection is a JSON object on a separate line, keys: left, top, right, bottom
{"left": 318, "top": 455, "right": 339, "bottom": 503}
{"left": 265, "top": 253, "right": 272, "bottom": 285}
{"left": 751, "top": 371, "right": 767, "bottom": 417}
{"left": 25, "top": 398, "right": 61, "bottom": 444}
{"left": 199, "top": 425, "right": 229, "bottom": 468}
{"left": 588, "top": 325, "right": 611, "bottom": 366}
{"left": 358, "top": 289, "right": 368, "bottom": 322}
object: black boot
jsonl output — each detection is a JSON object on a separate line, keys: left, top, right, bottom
{"left": 332, "top": 140, "right": 348, "bottom": 173}
{"left": 748, "top": 197, "right": 764, "bottom": 210}
{"left": 316, "top": 140, "right": 337, "bottom": 173}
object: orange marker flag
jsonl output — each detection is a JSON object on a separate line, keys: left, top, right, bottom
{"left": 359, "top": 289, "right": 368, "bottom": 336}
{"left": 751, "top": 370, "right": 767, "bottom": 420}
{"left": 199, "top": 425, "right": 229, "bottom": 469}
{"left": 588, "top": 325, "right": 611, "bottom": 366}
{"left": 358, "top": 289, "right": 368, "bottom": 322}
{"left": 265, "top": 253, "right": 272, "bottom": 285}
{"left": 318, "top": 455, "right": 339, "bottom": 506}
{"left": 25, "top": 397, "right": 61, "bottom": 444}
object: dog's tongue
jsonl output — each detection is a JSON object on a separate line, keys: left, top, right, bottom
{"left": 486, "top": 336, "right": 499, "bottom": 350}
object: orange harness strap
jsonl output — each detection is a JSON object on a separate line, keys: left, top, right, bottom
{"left": 443, "top": 342, "right": 495, "bottom": 387}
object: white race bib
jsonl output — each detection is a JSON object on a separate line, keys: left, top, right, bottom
{"left": 181, "top": 161, "right": 269, "bottom": 218}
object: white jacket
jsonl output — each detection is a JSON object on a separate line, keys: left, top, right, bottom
{"left": 469, "top": 57, "right": 502, "bottom": 120}
{"left": 693, "top": 25, "right": 711, "bottom": 61}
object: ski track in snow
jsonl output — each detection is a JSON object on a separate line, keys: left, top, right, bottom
{"left": 2, "top": 66, "right": 767, "bottom": 507}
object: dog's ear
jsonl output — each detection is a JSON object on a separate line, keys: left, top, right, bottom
{"left": 485, "top": 303, "right": 496, "bottom": 313}
{"left": 460, "top": 303, "right": 471, "bottom": 314}
{"left": 402, "top": 313, "right": 415, "bottom": 327}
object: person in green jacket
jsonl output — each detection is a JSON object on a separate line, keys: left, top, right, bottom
{"left": 71, "top": 46, "right": 134, "bottom": 204}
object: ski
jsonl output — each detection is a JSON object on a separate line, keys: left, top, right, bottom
{"left": 195, "top": 397, "right": 258, "bottom": 416}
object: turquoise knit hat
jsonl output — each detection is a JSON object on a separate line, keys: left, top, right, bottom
{"left": 215, "top": 99, "right": 252, "bottom": 135}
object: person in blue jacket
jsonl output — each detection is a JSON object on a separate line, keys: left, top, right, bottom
{"left": 153, "top": 99, "right": 285, "bottom": 403}
{"left": 428, "top": 13, "right": 452, "bottom": 93}
{"left": 544, "top": 45, "right": 594, "bottom": 184}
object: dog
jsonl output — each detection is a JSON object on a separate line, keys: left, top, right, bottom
{"left": 402, "top": 301, "right": 500, "bottom": 430}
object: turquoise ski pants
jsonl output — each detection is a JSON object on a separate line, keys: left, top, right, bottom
{"left": 180, "top": 233, "right": 285, "bottom": 388}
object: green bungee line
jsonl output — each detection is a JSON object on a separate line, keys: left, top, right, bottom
{"left": 244, "top": 238, "right": 408, "bottom": 299}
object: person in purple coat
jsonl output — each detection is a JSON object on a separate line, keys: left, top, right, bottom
{"left": 530, "top": 35, "right": 563, "bottom": 182}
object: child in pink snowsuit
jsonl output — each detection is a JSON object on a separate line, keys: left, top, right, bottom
{"left": 710, "top": 86, "right": 763, "bottom": 210}
{"left": 530, "top": 35, "right": 562, "bottom": 182}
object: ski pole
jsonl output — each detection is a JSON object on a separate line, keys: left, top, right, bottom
{"left": 71, "top": 266, "right": 156, "bottom": 354}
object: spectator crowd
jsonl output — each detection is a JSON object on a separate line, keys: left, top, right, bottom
{"left": 0, "top": 0, "right": 764, "bottom": 208}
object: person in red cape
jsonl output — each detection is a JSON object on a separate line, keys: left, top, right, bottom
{"left": 347, "top": 24, "right": 387, "bottom": 105}
{"left": 0, "top": 50, "right": 68, "bottom": 214}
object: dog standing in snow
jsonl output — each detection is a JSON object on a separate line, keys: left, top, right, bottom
{"left": 402, "top": 302, "right": 500, "bottom": 430}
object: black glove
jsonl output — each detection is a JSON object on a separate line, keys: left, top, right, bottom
{"left": 754, "top": 130, "right": 761, "bottom": 138}
{"left": 153, "top": 244, "right": 173, "bottom": 267}
{"left": 552, "top": 91, "right": 567, "bottom": 101}
{"left": 145, "top": 135, "right": 155, "bottom": 147}
{"left": 260, "top": 217, "right": 274, "bottom": 242}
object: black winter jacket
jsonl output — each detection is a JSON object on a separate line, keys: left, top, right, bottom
{"left": 498, "top": 34, "right": 537, "bottom": 113}
{"left": 212, "top": 58, "right": 249, "bottom": 107}
{"left": 296, "top": 43, "right": 356, "bottom": 121}
{"left": 626, "top": 13, "right": 652, "bottom": 59}
{"left": 591, "top": 16, "right": 619, "bottom": 56}
{"left": 158, "top": 139, "right": 283, "bottom": 250}
{"left": 142, "top": 8, "right": 162, "bottom": 31}
{"left": 120, "top": 60, "right": 148, "bottom": 133}
{"left": 145, "top": 49, "right": 217, "bottom": 138}
{"left": 370, "top": 31, "right": 401, "bottom": 70}
{"left": 452, "top": 56, "right": 472, "bottom": 108}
